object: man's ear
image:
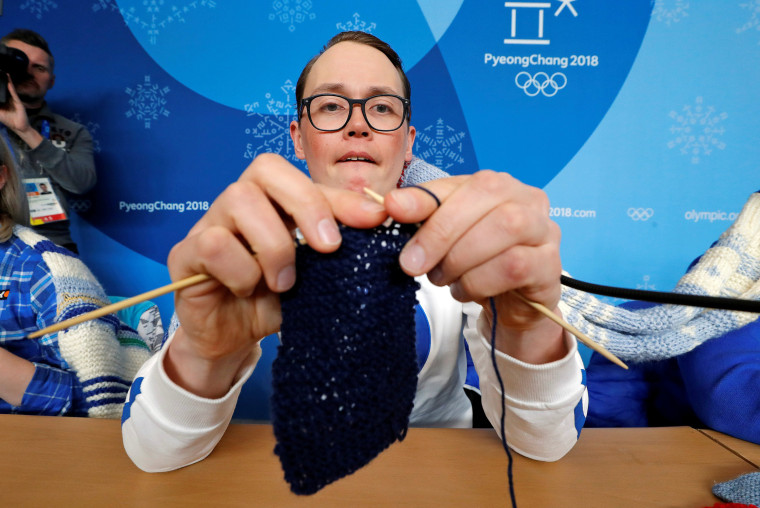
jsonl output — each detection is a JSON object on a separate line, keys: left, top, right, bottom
{"left": 290, "top": 120, "right": 306, "bottom": 160}
{"left": 405, "top": 125, "right": 416, "bottom": 162}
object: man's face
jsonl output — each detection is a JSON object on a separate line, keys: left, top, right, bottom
{"left": 290, "top": 41, "right": 415, "bottom": 195}
{"left": 4, "top": 40, "right": 55, "bottom": 107}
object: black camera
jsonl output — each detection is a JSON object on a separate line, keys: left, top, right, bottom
{"left": 0, "top": 44, "right": 31, "bottom": 106}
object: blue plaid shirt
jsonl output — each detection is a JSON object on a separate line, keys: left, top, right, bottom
{"left": 0, "top": 234, "right": 86, "bottom": 416}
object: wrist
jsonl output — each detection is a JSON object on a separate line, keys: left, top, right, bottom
{"left": 16, "top": 126, "right": 43, "bottom": 150}
{"left": 163, "top": 328, "right": 254, "bottom": 399}
{"left": 482, "top": 307, "right": 569, "bottom": 364}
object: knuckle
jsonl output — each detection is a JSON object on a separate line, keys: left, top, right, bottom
{"left": 548, "top": 220, "right": 562, "bottom": 243}
{"left": 423, "top": 216, "right": 456, "bottom": 246}
{"left": 532, "top": 187, "right": 550, "bottom": 212}
{"left": 496, "top": 203, "right": 526, "bottom": 238}
{"left": 472, "top": 169, "right": 513, "bottom": 192}
{"left": 221, "top": 180, "right": 253, "bottom": 205}
{"left": 195, "top": 227, "right": 232, "bottom": 261}
{"left": 498, "top": 252, "right": 530, "bottom": 285}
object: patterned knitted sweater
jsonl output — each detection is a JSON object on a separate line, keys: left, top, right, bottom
{"left": 0, "top": 225, "right": 151, "bottom": 417}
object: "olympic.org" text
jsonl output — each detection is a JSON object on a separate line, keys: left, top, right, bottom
{"left": 684, "top": 209, "right": 738, "bottom": 223}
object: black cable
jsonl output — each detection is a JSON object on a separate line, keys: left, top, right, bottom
{"left": 560, "top": 275, "right": 760, "bottom": 314}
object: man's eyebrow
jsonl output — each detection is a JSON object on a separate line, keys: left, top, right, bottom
{"left": 309, "top": 83, "right": 401, "bottom": 96}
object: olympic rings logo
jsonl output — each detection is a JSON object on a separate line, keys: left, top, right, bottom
{"left": 69, "top": 199, "right": 92, "bottom": 214}
{"left": 515, "top": 72, "right": 567, "bottom": 97}
{"left": 627, "top": 207, "right": 654, "bottom": 221}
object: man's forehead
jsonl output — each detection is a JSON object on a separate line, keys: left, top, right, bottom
{"left": 5, "top": 40, "right": 51, "bottom": 65}
{"left": 304, "top": 41, "right": 404, "bottom": 97}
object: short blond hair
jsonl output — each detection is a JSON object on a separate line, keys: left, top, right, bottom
{"left": 0, "top": 136, "right": 28, "bottom": 242}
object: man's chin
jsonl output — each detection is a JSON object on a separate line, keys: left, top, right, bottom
{"left": 16, "top": 92, "right": 43, "bottom": 105}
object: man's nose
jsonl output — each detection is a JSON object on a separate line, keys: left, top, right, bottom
{"left": 346, "top": 103, "right": 370, "bottom": 137}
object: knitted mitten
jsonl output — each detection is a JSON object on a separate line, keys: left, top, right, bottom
{"left": 273, "top": 222, "right": 420, "bottom": 495}
{"left": 559, "top": 191, "right": 760, "bottom": 362}
{"left": 713, "top": 472, "right": 760, "bottom": 506}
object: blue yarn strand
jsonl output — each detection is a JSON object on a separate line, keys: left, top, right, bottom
{"left": 490, "top": 297, "right": 517, "bottom": 508}
{"left": 413, "top": 186, "right": 517, "bottom": 506}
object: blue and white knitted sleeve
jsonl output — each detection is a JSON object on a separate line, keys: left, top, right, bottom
{"left": 558, "top": 191, "right": 760, "bottom": 362}
{"left": 16, "top": 226, "right": 152, "bottom": 418}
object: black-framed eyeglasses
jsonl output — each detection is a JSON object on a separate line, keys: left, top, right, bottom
{"left": 299, "top": 93, "right": 411, "bottom": 132}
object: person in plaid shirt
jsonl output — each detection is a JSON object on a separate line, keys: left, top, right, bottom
{"left": 0, "top": 136, "right": 150, "bottom": 416}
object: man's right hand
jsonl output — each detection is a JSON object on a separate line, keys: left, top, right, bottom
{"left": 0, "top": 78, "right": 43, "bottom": 149}
{"left": 163, "top": 153, "right": 388, "bottom": 398}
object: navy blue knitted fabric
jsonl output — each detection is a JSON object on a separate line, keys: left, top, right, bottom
{"left": 273, "top": 222, "right": 420, "bottom": 495}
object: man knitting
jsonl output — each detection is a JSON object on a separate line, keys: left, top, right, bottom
{"left": 121, "top": 31, "right": 588, "bottom": 473}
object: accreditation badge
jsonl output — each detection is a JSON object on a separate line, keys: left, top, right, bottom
{"left": 23, "top": 177, "right": 68, "bottom": 225}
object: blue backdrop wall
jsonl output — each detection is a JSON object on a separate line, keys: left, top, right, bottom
{"left": 2, "top": 0, "right": 757, "bottom": 420}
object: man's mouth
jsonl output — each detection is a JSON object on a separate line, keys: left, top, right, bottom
{"left": 338, "top": 153, "right": 376, "bottom": 164}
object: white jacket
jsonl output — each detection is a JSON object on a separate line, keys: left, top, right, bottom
{"left": 122, "top": 276, "right": 587, "bottom": 471}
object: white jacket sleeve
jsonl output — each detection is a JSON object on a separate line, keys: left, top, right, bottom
{"left": 121, "top": 332, "right": 260, "bottom": 472}
{"left": 463, "top": 303, "right": 588, "bottom": 462}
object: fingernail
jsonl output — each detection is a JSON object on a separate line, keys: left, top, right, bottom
{"left": 318, "top": 218, "right": 341, "bottom": 245}
{"left": 400, "top": 243, "right": 426, "bottom": 273}
{"left": 428, "top": 265, "right": 443, "bottom": 284}
{"left": 277, "top": 265, "right": 296, "bottom": 291}
{"left": 449, "top": 281, "right": 465, "bottom": 301}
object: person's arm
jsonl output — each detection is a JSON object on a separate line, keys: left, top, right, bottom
{"left": 121, "top": 329, "right": 261, "bottom": 472}
{"left": 464, "top": 302, "right": 587, "bottom": 461}
{"left": 0, "top": 348, "right": 82, "bottom": 415}
{"left": 0, "top": 347, "right": 36, "bottom": 405}
{"left": 678, "top": 319, "right": 760, "bottom": 443}
{"left": 0, "top": 260, "right": 83, "bottom": 415}
{"left": 25, "top": 125, "right": 96, "bottom": 194}
{"left": 0, "top": 80, "right": 95, "bottom": 194}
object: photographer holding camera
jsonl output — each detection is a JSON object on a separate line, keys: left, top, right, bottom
{"left": 0, "top": 29, "right": 95, "bottom": 253}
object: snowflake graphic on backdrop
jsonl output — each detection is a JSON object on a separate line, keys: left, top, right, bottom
{"left": 242, "top": 80, "right": 303, "bottom": 167}
{"left": 414, "top": 119, "right": 466, "bottom": 171}
{"left": 20, "top": 0, "right": 58, "bottom": 19}
{"left": 636, "top": 275, "right": 656, "bottom": 291}
{"left": 336, "top": 13, "right": 376, "bottom": 33}
{"left": 667, "top": 96, "right": 727, "bottom": 164}
{"left": 91, "top": 0, "right": 119, "bottom": 13}
{"left": 652, "top": 0, "right": 689, "bottom": 25}
{"left": 269, "top": 0, "right": 316, "bottom": 32}
{"left": 125, "top": 76, "right": 170, "bottom": 129}
{"left": 118, "top": 0, "right": 217, "bottom": 45}
{"left": 71, "top": 114, "right": 102, "bottom": 154}
{"left": 737, "top": 1, "right": 760, "bottom": 43}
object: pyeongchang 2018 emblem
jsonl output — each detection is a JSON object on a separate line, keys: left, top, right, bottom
{"left": 498, "top": 0, "right": 581, "bottom": 97}
{"left": 471, "top": 0, "right": 651, "bottom": 186}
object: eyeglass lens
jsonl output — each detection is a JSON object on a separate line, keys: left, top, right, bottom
{"left": 308, "top": 95, "right": 406, "bottom": 131}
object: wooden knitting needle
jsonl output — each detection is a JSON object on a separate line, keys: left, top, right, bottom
{"left": 365, "top": 187, "right": 629, "bottom": 370}
{"left": 26, "top": 273, "right": 212, "bottom": 339}
{"left": 27, "top": 236, "right": 309, "bottom": 340}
